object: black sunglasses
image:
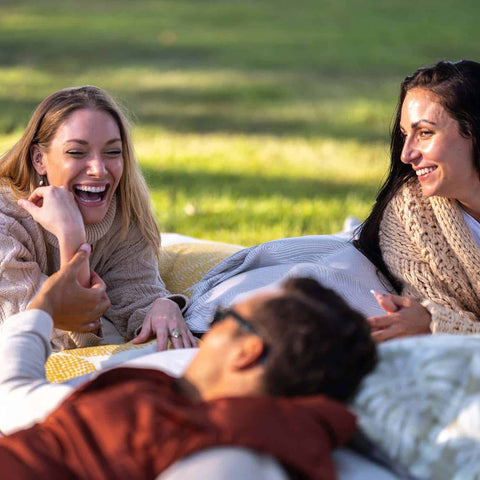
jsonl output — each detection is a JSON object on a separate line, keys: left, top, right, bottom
{"left": 211, "top": 306, "right": 260, "bottom": 335}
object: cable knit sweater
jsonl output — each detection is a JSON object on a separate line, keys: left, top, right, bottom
{"left": 0, "top": 187, "right": 185, "bottom": 350}
{"left": 380, "top": 178, "right": 480, "bottom": 334}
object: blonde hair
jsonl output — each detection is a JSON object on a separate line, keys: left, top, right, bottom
{"left": 0, "top": 86, "right": 161, "bottom": 257}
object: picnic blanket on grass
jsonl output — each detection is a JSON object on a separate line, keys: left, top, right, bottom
{"left": 184, "top": 234, "right": 394, "bottom": 333}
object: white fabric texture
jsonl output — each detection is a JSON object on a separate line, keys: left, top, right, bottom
{"left": 353, "top": 334, "right": 480, "bottom": 480}
{"left": 157, "top": 446, "right": 401, "bottom": 480}
{"left": 185, "top": 234, "right": 394, "bottom": 332}
{"left": 157, "top": 447, "right": 289, "bottom": 480}
{"left": 460, "top": 208, "right": 480, "bottom": 247}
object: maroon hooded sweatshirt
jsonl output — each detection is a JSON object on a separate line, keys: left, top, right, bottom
{"left": 0, "top": 367, "right": 356, "bottom": 479}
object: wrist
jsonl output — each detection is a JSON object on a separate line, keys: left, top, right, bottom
{"left": 154, "top": 297, "right": 181, "bottom": 310}
{"left": 57, "top": 231, "right": 87, "bottom": 265}
{"left": 57, "top": 229, "right": 87, "bottom": 248}
{"left": 28, "top": 291, "right": 54, "bottom": 317}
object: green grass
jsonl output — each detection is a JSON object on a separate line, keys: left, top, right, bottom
{"left": 0, "top": 0, "right": 478, "bottom": 245}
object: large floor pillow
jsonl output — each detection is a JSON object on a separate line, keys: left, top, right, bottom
{"left": 46, "top": 240, "right": 242, "bottom": 382}
{"left": 46, "top": 340, "right": 158, "bottom": 382}
{"left": 159, "top": 240, "right": 244, "bottom": 297}
{"left": 352, "top": 334, "right": 480, "bottom": 480}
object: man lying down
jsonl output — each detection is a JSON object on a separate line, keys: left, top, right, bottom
{"left": 0, "top": 244, "right": 376, "bottom": 480}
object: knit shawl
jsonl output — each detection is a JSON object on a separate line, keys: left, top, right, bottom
{"left": 380, "top": 178, "right": 480, "bottom": 333}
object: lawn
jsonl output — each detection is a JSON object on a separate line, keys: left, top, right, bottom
{"left": 0, "top": 0, "right": 478, "bottom": 245}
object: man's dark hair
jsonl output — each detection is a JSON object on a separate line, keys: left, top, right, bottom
{"left": 252, "top": 277, "right": 377, "bottom": 401}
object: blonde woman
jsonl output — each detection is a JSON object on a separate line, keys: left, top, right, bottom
{"left": 0, "top": 86, "right": 196, "bottom": 350}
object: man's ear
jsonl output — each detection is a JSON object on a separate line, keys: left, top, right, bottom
{"left": 231, "top": 336, "right": 265, "bottom": 370}
{"left": 30, "top": 145, "right": 47, "bottom": 175}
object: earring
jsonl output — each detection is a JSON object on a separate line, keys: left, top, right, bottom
{"left": 38, "top": 175, "right": 46, "bottom": 187}
{"left": 38, "top": 179, "right": 44, "bottom": 186}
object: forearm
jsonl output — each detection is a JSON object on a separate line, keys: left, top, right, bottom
{"left": 0, "top": 310, "right": 73, "bottom": 435}
{"left": 57, "top": 231, "right": 89, "bottom": 287}
{"left": 103, "top": 224, "right": 187, "bottom": 339}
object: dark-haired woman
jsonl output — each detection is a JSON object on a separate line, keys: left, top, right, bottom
{"left": 356, "top": 60, "right": 480, "bottom": 342}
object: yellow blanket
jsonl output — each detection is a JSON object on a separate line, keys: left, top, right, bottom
{"left": 46, "top": 240, "right": 242, "bottom": 382}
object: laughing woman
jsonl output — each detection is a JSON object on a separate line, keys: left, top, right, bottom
{"left": 0, "top": 86, "right": 196, "bottom": 350}
{"left": 356, "top": 60, "right": 480, "bottom": 342}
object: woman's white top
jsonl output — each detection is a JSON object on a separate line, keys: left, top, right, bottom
{"left": 461, "top": 208, "right": 480, "bottom": 247}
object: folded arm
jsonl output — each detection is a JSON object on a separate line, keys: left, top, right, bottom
{"left": 376, "top": 191, "right": 480, "bottom": 338}
{"left": 0, "top": 245, "right": 110, "bottom": 435}
{"left": 0, "top": 310, "right": 73, "bottom": 435}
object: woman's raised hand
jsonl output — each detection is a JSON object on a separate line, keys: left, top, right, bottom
{"left": 18, "top": 186, "right": 85, "bottom": 244}
{"left": 18, "top": 186, "right": 90, "bottom": 286}
{"left": 132, "top": 298, "right": 198, "bottom": 351}
{"left": 367, "top": 292, "right": 431, "bottom": 343}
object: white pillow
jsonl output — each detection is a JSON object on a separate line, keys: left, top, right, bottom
{"left": 352, "top": 334, "right": 480, "bottom": 480}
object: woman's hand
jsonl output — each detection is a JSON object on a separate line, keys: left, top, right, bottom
{"left": 132, "top": 298, "right": 197, "bottom": 351}
{"left": 18, "top": 186, "right": 85, "bottom": 243}
{"left": 367, "top": 292, "right": 431, "bottom": 343}
{"left": 18, "top": 186, "right": 89, "bottom": 286}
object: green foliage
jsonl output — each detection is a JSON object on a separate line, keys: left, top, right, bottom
{"left": 0, "top": 0, "right": 477, "bottom": 244}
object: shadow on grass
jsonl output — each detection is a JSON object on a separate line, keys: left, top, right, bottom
{"left": 0, "top": 85, "right": 390, "bottom": 142}
{"left": 0, "top": 37, "right": 215, "bottom": 72}
{"left": 0, "top": 98, "right": 41, "bottom": 134}
{"left": 142, "top": 166, "right": 381, "bottom": 202}
{"left": 139, "top": 111, "right": 388, "bottom": 142}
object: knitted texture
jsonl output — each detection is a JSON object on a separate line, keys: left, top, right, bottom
{"left": 0, "top": 187, "right": 185, "bottom": 350}
{"left": 380, "top": 178, "right": 480, "bottom": 333}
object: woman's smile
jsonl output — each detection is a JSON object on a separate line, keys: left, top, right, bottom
{"left": 73, "top": 183, "right": 110, "bottom": 205}
{"left": 31, "top": 109, "right": 124, "bottom": 224}
{"left": 400, "top": 88, "right": 480, "bottom": 208}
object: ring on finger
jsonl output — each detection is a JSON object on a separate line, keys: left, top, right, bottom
{"left": 170, "top": 328, "right": 182, "bottom": 339}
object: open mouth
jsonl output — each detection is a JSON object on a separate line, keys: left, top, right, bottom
{"left": 73, "top": 184, "right": 110, "bottom": 204}
{"left": 416, "top": 166, "right": 437, "bottom": 177}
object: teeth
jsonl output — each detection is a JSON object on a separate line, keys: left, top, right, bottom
{"left": 75, "top": 185, "right": 106, "bottom": 193}
{"left": 416, "top": 167, "right": 437, "bottom": 176}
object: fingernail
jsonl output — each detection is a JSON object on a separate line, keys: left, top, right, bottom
{"left": 370, "top": 290, "right": 383, "bottom": 297}
{"left": 79, "top": 243, "right": 91, "bottom": 254}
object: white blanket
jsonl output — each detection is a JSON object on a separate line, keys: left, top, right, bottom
{"left": 185, "top": 234, "right": 394, "bottom": 332}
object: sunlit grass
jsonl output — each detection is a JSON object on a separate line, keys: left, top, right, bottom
{"left": 0, "top": 0, "right": 478, "bottom": 245}
{"left": 136, "top": 130, "right": 388, "bottom": 244}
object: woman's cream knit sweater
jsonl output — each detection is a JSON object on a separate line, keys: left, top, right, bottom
{"left": 0, "top": 187, "right": 185, "bottom": 350}
{"left": 380, "top": 178, "right": 480, "bottom": 334}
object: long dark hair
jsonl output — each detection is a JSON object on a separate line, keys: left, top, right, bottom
{"left": 355, "top": 60, "right": 480, "bottom": 289}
